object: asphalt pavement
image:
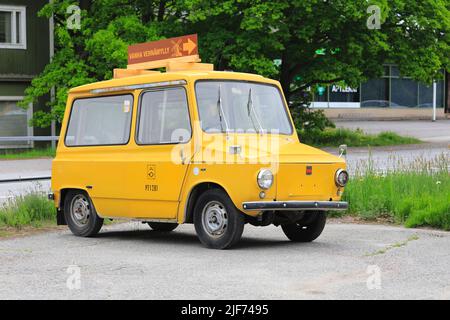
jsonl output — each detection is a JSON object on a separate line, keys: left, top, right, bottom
{"left": 335, "top": 120, "right": 450, "bottom": 143}
{"left": 0, "top": 120, "right": 449, "bottom": 300}
{"left": 0, "top": 158, "right": 51, "bottom": 180}
{"left": 0, "top": 221, "right": 449, "bottom": 299}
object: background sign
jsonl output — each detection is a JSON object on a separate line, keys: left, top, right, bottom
{"left": 128, "top": 34, "right": 198, "bottom": 65}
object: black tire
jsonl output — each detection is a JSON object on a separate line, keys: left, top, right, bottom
{"left": 193, "top": 189, "right": 245, "bottom": 249}
{"left": 147, "top": 222, "right": 178, "bottom": 232}
{"left": 64, "top": 190, "right": 103, "bottom": 237}
{"left": 281, "top": 212, "right": 326, "bottom": 242}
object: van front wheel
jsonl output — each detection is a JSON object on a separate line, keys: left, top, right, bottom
{"left": 64, "top": 190, "right": 103, "bottom": 237}
{"left": 194, "top": 189, "right": 245, "bottom": 249}
{"left": 281, "top": 212, "right": 326, "bottom": 242}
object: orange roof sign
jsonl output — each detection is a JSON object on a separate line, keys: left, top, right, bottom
{"left": 128, "top": 34, "right": 198, "bottom": 66}
{"left": 117, "top": 34, "right": 213, "bottom": 76}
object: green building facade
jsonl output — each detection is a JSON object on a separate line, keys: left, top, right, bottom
{"left": 0, "top": 0, "right": 51, "bottom": 149}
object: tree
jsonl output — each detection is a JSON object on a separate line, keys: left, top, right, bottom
{"left": 185, "top": 0, "right": 450, "bottom": 101}
{"left": 20, "top": 0, "right": 450, "bottom": 128}
{"left": 20, "top": 0, "right": 186, "bottom": 127}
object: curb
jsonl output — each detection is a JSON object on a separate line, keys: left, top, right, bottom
{"left": 0, "top": 176, "right": 51, "bottom": 183}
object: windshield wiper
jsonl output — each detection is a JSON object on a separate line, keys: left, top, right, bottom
{"left": 217, "top": 84, "right": 229, "bottom": 132}
{"left": 247, "top": 88, "right": 264, "bottom": 134}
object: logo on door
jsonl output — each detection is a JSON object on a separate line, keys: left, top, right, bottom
{"left": 147, "top": 164, "right": 157, "bottom": 180}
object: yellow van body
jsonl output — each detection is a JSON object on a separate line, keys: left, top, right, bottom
{"left": 50, "top": 70, "right": 348, "bottom": 248}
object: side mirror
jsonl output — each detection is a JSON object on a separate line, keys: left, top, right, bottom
{"left": 338, "top": 144, "right": 347, "bottom": 158}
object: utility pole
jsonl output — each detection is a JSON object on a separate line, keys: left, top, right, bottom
{"left": 49, "top": 0, "right": 56, "bottom": 148}
{"left": 432, "top": 81, "right": 437, "bottom": 122}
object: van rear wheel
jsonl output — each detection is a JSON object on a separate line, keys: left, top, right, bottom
{"left": 281, "top": 212, "right": 326, "bottom": 242}
{"left": 194, "top": 189, "right": 245, "bottom": 249}
{"left": 147, "top": 222, "right": 178, "bottom": 232}
{"left": 64, "top": 190, "right": 103, "bottom": 237}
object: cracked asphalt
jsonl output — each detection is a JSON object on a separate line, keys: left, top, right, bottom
{"left": 0, "top": 221, "right": 449, "bottom": 300}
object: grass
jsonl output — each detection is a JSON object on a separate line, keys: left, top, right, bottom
{"left": 0, "top": 147, "right": 56, "bottom": 160}
{"left": 0, "top": 188, "right": 116, "bottom": 237}
{"left": 337, "top": 154, "right": 450, "bottom": 231}
{"left": 0, "top": 189, "right": 56, "bottom": 229}
{"left": 365, "top": 235, "right": 419, "bottom": 256}
{"left": 300, "top": 128, "right": 421, "bottom": 147}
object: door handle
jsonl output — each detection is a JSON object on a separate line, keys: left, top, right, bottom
{"left": 180, "top": 149, "right": 186, "bottom": 165}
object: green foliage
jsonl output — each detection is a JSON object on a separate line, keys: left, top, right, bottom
{"left": 292, "top": 104, "right": 335, "bottom": 135}
{"left": 0, "top": 147, "right": 56, "bottom": 159}
{"left": 19, "top": 0, "right": 450, "bottom": 128}
{"left": 19, "top": 0, "right": 165, "bottom": 127}
{"left": 300, "top": 128, "right": 421, "bottom": 147}
{"left": 0, "top": 190, "right": 56, "bottom": 228}
{"left": 342, "top": 155, "right": 450, "bottom": 230}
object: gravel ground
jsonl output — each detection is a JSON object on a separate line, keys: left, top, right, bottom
{"left": 0, "top": 221, "right": 449, "bottom": 300}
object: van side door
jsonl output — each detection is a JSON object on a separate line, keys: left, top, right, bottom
{"left": 129, "top": 86, "right": 192, "bottom": 219}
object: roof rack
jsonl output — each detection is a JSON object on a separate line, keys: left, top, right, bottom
{"left": 113, "top": 55, "right": 214, "bottom": 79}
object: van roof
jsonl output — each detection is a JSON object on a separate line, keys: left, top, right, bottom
{"left": 69, "top": 70, "right": 279, "bottom": 94}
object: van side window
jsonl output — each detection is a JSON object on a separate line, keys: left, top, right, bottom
{"left": 137, "top": 87, "right": 191, "bottom": 144}
{"left": 65, "top": 95, "right": 133, "bottom": 147}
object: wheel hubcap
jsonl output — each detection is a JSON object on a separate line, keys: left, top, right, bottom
{"left": 202, "top": 201, "right": 228, "bottom": 237}
{"left": 70, "top": 195, "right": 91, "bottom": 227}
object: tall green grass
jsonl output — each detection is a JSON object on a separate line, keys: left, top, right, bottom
{"left": 300, "top": 128, "right": 421, "bottom": 147}
{"left": 0, "top": 147, "right": 56, "bottom": 160}
{"left": 0, "top": 190, "right": 56, "bottom": 228}
{"left": 342, "top": 154, "right": 450, "bottom": 230}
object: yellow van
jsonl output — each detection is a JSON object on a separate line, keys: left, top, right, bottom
{"left": 49, "top": 69, "right": 348, "bottom": 249}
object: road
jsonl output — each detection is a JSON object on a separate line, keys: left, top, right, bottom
{"left": 0, "top": 158, "right": 51, "bottom": 180}
{"left": 325, "top": 143, "right": 449, "bottom": 174}
{"left": 1, "top": 141, "right": 448, "bottom": 203}
{"left": 335, "top": 120, "right": 450, "bottom": 143}
{"left": 0, "top": 158, "right": 51, "bottom": 204}
{"left": 0, "top": 221, "right": 449, "bottom": 299}
{"left": 331, "top": 119, "right": 450, "bottom": 173}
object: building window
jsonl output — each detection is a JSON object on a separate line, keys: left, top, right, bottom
{"left": 361, "top": 78, "right": 390, "bottom": 107}
{"left": 361, "top": 70, "right": 446, "bottom": 108}
{"left": 391, "top": 78, "right": 419, "bottom": 107}
{"left": 0, "top": 5, "right": 26, "bottom": 49}
{"left": 312, "top": 65, "right": 446, "bottom": 109}
{"left": 0, "top": 98, "right": 32, "bottom": 149}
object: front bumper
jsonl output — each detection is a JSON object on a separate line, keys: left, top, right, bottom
{"left": 242, "top": 200, "right": 348, "bottom": 211}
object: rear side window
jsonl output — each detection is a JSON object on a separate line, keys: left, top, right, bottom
{"left": 65, "top": 94, "right": 133, "bottom": 147}
{"left": 137, "top": 87, "right": 191, "bottom": 144}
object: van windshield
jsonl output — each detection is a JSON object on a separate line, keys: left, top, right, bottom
{"left": 195, "top": 81, "right": 293, "bottom": 134}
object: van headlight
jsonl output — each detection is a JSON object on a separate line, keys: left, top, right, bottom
{"left": 257, "top": 169, "right": 273, "bottom": 190}
{"left": 335, "top": 169, "right": 349, "bottom": 187}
